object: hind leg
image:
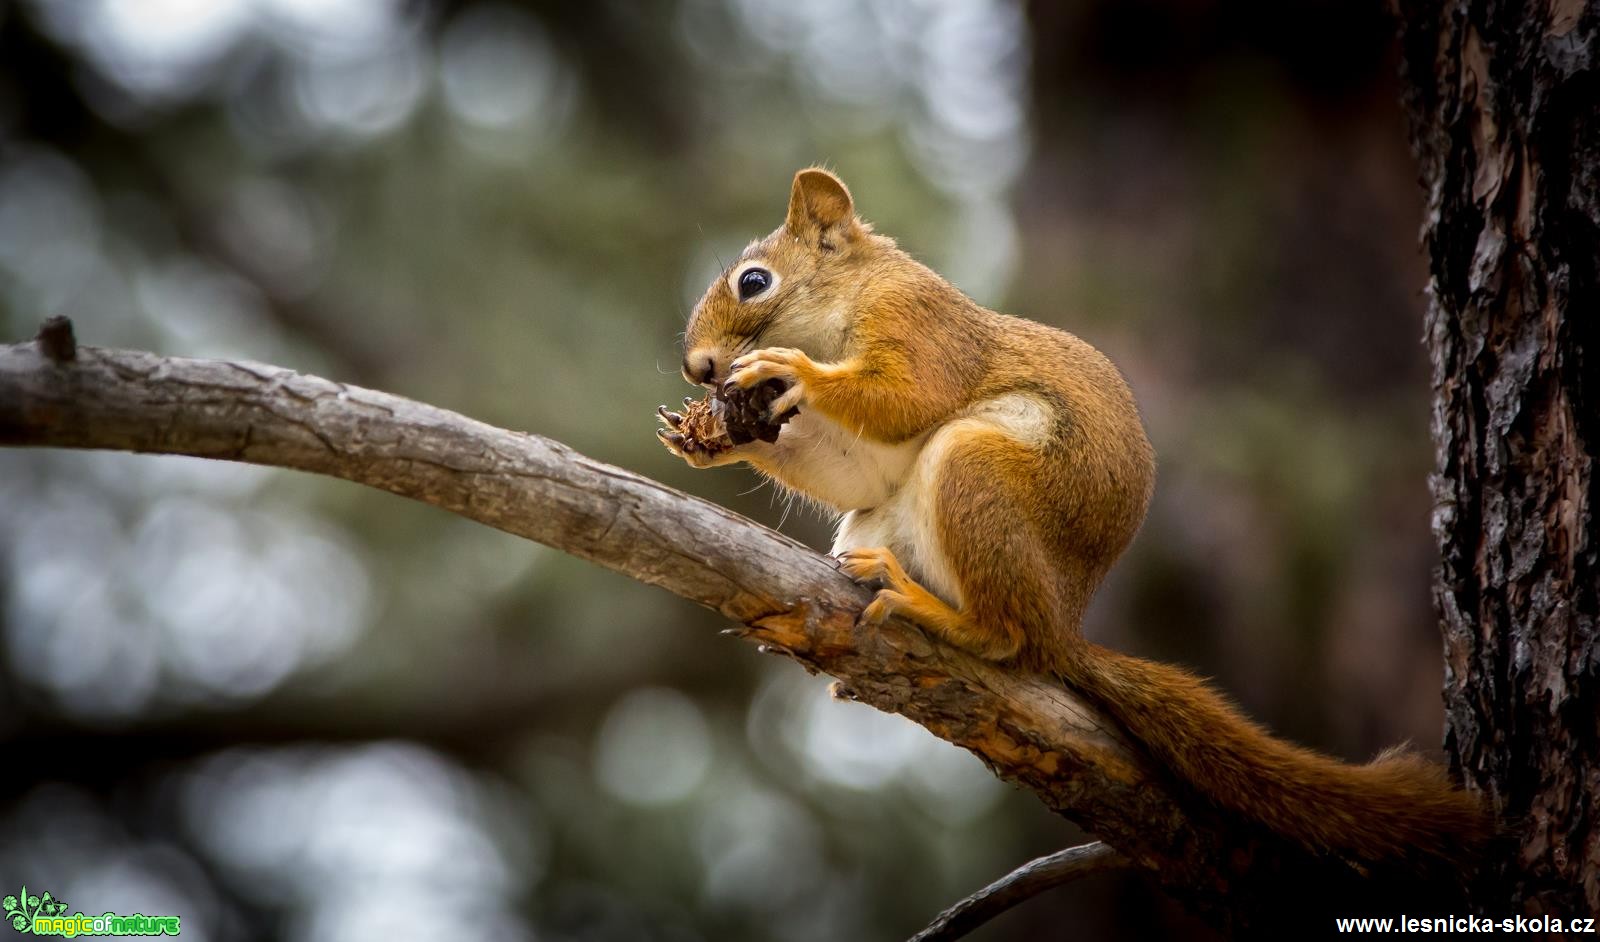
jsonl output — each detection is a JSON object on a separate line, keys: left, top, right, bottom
{"left": 837, "top": 431, "right": 1064, "bottom": 664}
{"left": 836, "top": 547, "right": 965, "bottom": 632}
{"left": 837, "top": 544, "right": 1022, "bottom": 660}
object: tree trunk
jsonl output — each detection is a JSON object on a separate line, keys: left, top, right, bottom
{"left": 1398, "top": 0, "right": 1599, "bottom": 917}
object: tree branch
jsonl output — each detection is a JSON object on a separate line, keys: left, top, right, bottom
{"left": 907, "top": 842, "right": 1129, "bottom": 942}
{"left": 0, "top": 325, "right": 1427, "bottom": 932}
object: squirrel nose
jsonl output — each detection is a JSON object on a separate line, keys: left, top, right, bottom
{"left": 683, "top": 349, "right": 717, "bottom": 386}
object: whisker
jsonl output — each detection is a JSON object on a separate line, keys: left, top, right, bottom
{"left": 699, "top": 228, "right": 725, "bottom": 275}
{"left": 845, "top": 423, "right": 866, "bottom": 456}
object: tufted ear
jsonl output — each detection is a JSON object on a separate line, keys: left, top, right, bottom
{"left": 785, "top": 168, "right": 857, "bottom": 243}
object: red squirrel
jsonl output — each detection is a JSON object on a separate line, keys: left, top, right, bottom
{"left": 658, "top": 168, "right": 1489, "bottom": 866}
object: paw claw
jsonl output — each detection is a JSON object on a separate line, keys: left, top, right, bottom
{"left": 856, "top": 590, "right": 903, "bottom": 628}
{"left": 724, "top": 347, "right": 811, "bottom": 398}
{"left": 835, "top": 547, "right": 898, "bottom": 586}
{"left": 657, "top": 405, "right": 684, "bottom": 428}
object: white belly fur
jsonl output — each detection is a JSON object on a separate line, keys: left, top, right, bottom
{"left": 758, "top": 409, "right": 924, "bottom": 513}
{"left": 765, "top": 392, "right": 1058, "bottom": 611}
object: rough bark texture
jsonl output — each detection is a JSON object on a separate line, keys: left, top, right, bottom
{"left": 0, "top": 334, "right": 1470, "bottom": 934}
{"left": 1397, "top": 0, "right": 1600, "bottom": 916}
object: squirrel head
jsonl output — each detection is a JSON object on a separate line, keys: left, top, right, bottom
{"left": 682, "top": 167, "right": 878, "bottom": 386}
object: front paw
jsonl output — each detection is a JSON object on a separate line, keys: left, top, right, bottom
{"left": 724, "top": 347, "right": 812, "bottom": 419}
{"left": 656, "top": 428, "right": 734, "bottom": 469}
{"left": 656, "top": 400, "right": 741, "bottom": 469}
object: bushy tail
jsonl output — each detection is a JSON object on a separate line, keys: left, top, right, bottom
{"left": 1055, "top": 642, "right": 1492, "bottom": 865}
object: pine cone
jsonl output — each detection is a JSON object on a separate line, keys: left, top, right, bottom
{"left": 663, "top": 379, "right": 798, "bottom": 457}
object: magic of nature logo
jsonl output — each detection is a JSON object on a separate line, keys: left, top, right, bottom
{"left": 4, "top": 886, "right": 180, "bottom": 937}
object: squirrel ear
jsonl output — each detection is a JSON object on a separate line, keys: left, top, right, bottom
{"left": 786, "top": 168, "right": 856, "bottom": 240}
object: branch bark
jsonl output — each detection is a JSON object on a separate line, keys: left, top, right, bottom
{"left": 907, "top": 842, "right": 1129, "bottom": 942}
{"left": 0, "top": 327, "right": 1454, "bottom": 934}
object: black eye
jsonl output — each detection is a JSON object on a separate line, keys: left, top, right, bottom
{"left": 738, "top": 267, "right": 772, "bottom": 300}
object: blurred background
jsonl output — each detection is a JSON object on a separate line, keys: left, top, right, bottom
{"left": 0, "top": 0, "right": 1439, "bottom": 939}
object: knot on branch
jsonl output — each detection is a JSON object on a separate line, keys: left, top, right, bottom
{"left": 34, "top": 316, "right": 77, "bottom": 363}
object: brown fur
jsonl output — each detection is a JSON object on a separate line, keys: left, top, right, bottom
{"left": 665, "top": 168, "right": 1492, "bottom": 866}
